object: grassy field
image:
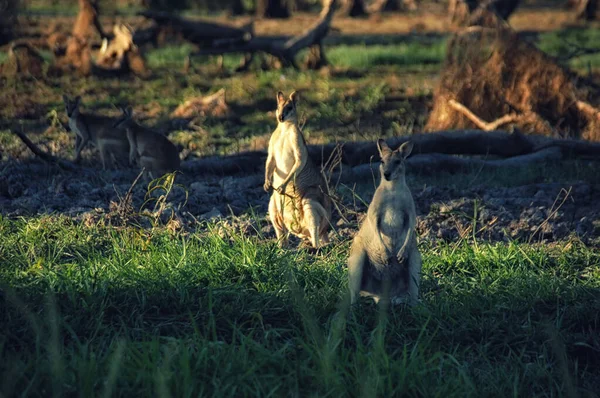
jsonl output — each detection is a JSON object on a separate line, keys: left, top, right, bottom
{"left": 1, "top": 215, "right": 599, "bottom": 396}
{"left": 1, "top": 6, "right": 600, "bottom": 397}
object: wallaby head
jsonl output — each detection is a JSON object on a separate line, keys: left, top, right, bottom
{"left": 63, "top": 95, "right": 82, "bottom": 118}
{"left": 113, "top": 106, "right": 134, "bottom": 129}
{"left": 275, "top": 91, "right": 299, "bottom": 123}
{"left": 377, "top": 139, "right": 413, "bottom": 182}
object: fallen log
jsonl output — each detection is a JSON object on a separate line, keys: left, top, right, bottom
{"left": 180, "top": 130, "right": 600, "bottom": 177}
{"left": 194, "top": 0, "right": 337, "bottom": 69}
{"left": 12, "top": 127, "right": 600, "bottom": 177}
{"left": 138, "top": 10, "right": 253, "bottom": 47}
{"left": 340, "top": 147, "right": 563, "bottom": 180}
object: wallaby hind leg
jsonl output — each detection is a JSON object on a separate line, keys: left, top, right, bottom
{"left": 347, "top": 239, "right": 367, "bottom": 304}
{"left": 99, "top": 145, "right": 109, "bottom": 170}
{"left": 269, "top": 194, "right": 288, "bottom": 247}
{"left": 407, "top": 249, "right": 422, "bottom": 306}
{"left": 139, "top": 158, "right": 157, "bottom": 181}
{"left": 302, "top": 199, "right": 326, "bottom": 249}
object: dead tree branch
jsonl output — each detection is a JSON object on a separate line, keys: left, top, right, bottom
{"left": 193, "top": 0, "right": 337, "bottom": 69}
{"left": 448, "top": 99, "right": 520, "bottom": 131}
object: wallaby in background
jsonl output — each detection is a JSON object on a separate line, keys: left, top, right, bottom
{"left": 347, "top": 139, "right": 421, "bottom": 306}
{"left": 264, "top": 91, "right": 331, "bottom": 248}
{"left": 63, "top": 95, "right": 129, "bottom": 168}
{"left": 114, "top": 107, "right": 180, "bottom": 180}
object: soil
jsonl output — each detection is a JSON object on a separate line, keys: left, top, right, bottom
{"left": 1, "top": 155, "right": 598, "bottom": 246}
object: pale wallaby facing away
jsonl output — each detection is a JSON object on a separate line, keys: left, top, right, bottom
{"left": 114, "top": 107, "right": 180, "bottom": 180}
{"left": 264, "top": 91, "right": 331, "bottom": 248}
{"left": 348, "top": 139, "right": 421, "bottom": 306}
{"left": 63, "top": 95, "right": 129, "bottom": 168}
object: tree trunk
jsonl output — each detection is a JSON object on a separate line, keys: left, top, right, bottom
{"left": 341, "top": 0, "right": 367, "bottom": 16}
{"left": 449, "top": 0, "right": 520, "bottom": 25}
{"left": 256, "top": 0, "right": 291, "bottom": 18}
{"left": 230, "top": 0, "right": 246, "bottom": 15}
{"left": 369, "top": 0, "right": 417, "bottom": 13}
{"left": 575, "top": 0, "right": 599, "bottom": 20}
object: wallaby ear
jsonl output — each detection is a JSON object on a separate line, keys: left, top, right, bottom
{"left": 125, "top": 106, "right": 133, "bottom": 117}
{"left": 289, "top": 91, "right": 299, "bottom": 105}
{"left": 74, "top": 96, "right": 82, "bottom": 106}
{"left": 396, "top": 141, "right": 414, "bottom": 159}
{"left": 62, "top": 94, "right": 69, "bottom": 103}
{"left": 277, "top": 91, "right": 285, "bottom": 105}
{"left": 377, "top": 139, "right": 392, "bottom": 158}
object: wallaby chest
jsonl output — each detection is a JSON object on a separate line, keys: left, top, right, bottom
{"left": 371, "top": 187, "right": 413, "bottom": 241}
{"left": 271, "top": 126, "right": 307, "bottom": 178}
{"left": 69, "top": 116, "right": 96, "bottom": 143}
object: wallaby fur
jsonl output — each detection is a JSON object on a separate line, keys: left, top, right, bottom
{"left": 348, "top": 139, "right": 421, "bottom": 306}
{"left": 114, "top": 107, "right": 180, "bottom": 180}
{"left": 63, "top": 95, "right": 129, "bottom": 168}
{"left": 264, "top": 91, "right": 331, "bottom": 248}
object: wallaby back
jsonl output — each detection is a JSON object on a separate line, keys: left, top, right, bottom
{"left": 115, "top": 107, "right": 180, "bottom": 178}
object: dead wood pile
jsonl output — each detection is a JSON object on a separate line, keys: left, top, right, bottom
{"left": 94, "top": 24, "right": 151, "bottom": 78}
{"left": 171, "top": 89, "right": 231, "bottom": 119}
{"left": 425, "top": 27, "right": 600, "bottom": 141}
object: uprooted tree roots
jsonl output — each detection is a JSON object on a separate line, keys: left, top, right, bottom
{"left": 425, "top": 27, "right": 600, "bottom": 141}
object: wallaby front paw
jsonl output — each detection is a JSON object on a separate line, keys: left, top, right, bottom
{"left": 276, "top": 184, "right": 286, "bottom": 194}
{"left": 396, "top": 250, "right": 407, "bottom": 264}
{"left": 263, "top": 181, "right": 272, "bottom": 192}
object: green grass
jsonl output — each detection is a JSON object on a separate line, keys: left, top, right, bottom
{"left": 145, "top": 42, "right": 447, "bottom": 71}
{"left": 1, "top": 215, "right": 599, "bottom": 396}
{"left": 538, "top": 27, "right": 600, "bottom": 70}
{"left": 328, "top": 42, "right": 447, "bottom": 70}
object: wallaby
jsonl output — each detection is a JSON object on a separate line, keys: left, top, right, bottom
{"left": 347, "top": 139, "right": 421, "bottom": 306}
{"left": 114, "top": 107, "right": 180, "bottom": 180}
{"left": 264, "top": 91, "right": 331, "bottom": 248}
{"left": 63, "top": 95, "right": 129, "bottom": 168}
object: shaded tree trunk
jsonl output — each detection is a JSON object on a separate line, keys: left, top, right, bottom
{"left": 449, "top": 0, "right": 520, "bottom": 26}
{"left": 0, "top": 0, "right": 19, "bottom": 45}
{"left": 343, "top": 0, "right": 367, "bottom": 16}
{"left": 572, "top": 0, "right": 599, "bottom": 20}
{"left": 230, "top": 0, "right": 246, "bottom": 15}
{"left": 369, "top": 0, "right": 417, "bottom": 13}
{"left": 256, "top": 0, "right": 290, "bottom": 18}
